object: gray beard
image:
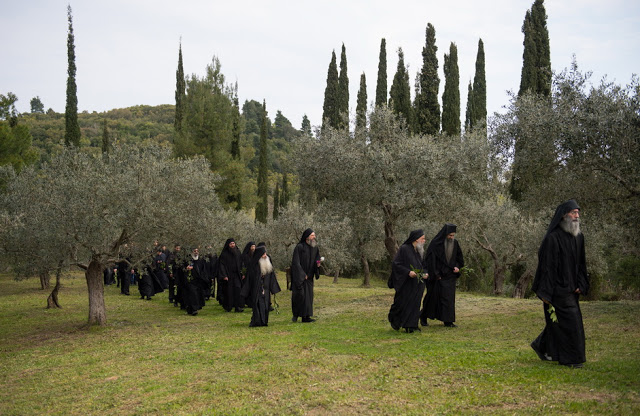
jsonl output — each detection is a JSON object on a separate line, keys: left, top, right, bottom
{"left": 415, "top": 242, "right": 425, "bottom": 258}
{"left": 259, "top": 257, "right": 273, "bottom": 275}
{"left": 445, "top": 239, "right": 454, "bottom": 263}
{"left": 560, "top": 216, "right": 581, "bottom": 237}
{"left": 192, "top": 254, "right": 199, "bottom": 261}
{"left": 307, "top": 239, "right": 317, "bottom": 248}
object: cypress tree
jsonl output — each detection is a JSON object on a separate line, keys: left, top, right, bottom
{"left": 414, "top": 23, "right": 440, "bottom": 136}
{"left": 281, "top": 172, "right": 290, "bottom": 208}
{"left": 101, "top": 119, "right": 110, "bottom": 154}
{"left": 470, "top": 38, "right": 487, "bottom": 129}
{"left": 255, "top": 100, "right": 269, "bottom": 223}
{"left": 300, "top": 115, "right": 312, "bottom": 137}
{"left": 375, "top": 38, "right": 387, "bottom": 108}
{"left": 322, "top": 51, "right": 340, "bottom": 131}
{"left": 273, "top": 182, "right": 280, "bottom": 219}
{"left": 355, "top": 72, "right": 368, "bottom": 136}
{"left": 175, "top": 41, "right": 186, "bottom": 132}
{"left": 337, "top": 43, "right": 349, "bottom": 130}
{"left": 464, "top": 80, "right": 474, "bottom": 132}
{"left": 518, "top": 0, "right": 550, "bottom": 97}
{"left": 64, "top": 5, "right": 80, "bottom": 147}
{"left": 441, "top": 42, "right": 461, "bottom": 136}
{"left": 231, "top": 89, "right": 241, "bottom": 159}
{"left": 389, "top": 48, "right": 412, "bottom": 129}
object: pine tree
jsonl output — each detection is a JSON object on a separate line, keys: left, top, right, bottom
{"left": 322, "top": 51, "right": 340, "bottom": 131}
{"left": 464, "top": 80, "right": 474, "bottom": 132}
{"left": 175, "top": 41, "right": 186, "bottom": 132}
{"left": 414, "top": 23, "right": 440, "bottom": 135}
{"left": 441, "top": 42, "right": 460, "bottom": 136}
{"left": 355, "top": 72, "right": 368, "bottom": 136}
{"left": 375, "top": 38, "right": 387, "bottom": 108}
{"left": 255, "top": 100, "right": 269, "bottom": 223}
{"left": 64, "top": 5, "right": 81, "bottom": 147}
{"left": 101, "top": 119, "right": 110, "bottom": 154}
{"left": 518, "top": 0, "right": 550, "bottom": 97}
{"left": 300, "top": 115, "right": 312, "bottom": 137}
{"left": 389, "top": 48, "right": 412, "bottom": 129}
{"left": 470, "top": 39, "right": 487, "bottom": 129}
{"left": 337, "top": 43, "right": 349, "bottom": 130}
{"left": 273, "top": 182, "right": 280, "bottom": 219}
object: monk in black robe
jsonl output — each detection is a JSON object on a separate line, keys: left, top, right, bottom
{"left": 116, "top": 256, "right": 131, "bottom": 296}
{"left": 218, "top": 239, "right": 244, "bottom": 312}
{"left": 166, "top": 245, "right": 181, "bottom": 306}
{"left": 204, "top": 246, "right": 218, "bottom": 301}
{"left": 421, "top": 223, "right": 464, "bottom": 327}
{"left": 241, "top": 246, "right": 282, "bottom": 327}
{"left": 138, "top": 261, "right": 163, "bottom": 300}
{"left": 388, "top": 229, "right": 427, "bottom": 333}
{"left": 240, "top": 242, "right": 256, "bottom": 306}
{"left": 152, "top": 249, "right": 169, "bottom": 290}
{"left": 531, "top": 199, "right": 589, "bottom": 368}
{"left": 177, "top": 248, "right": 208, "bottom": 315}
{"left": 291, "top": 228, "right": 321, "bottom": 323}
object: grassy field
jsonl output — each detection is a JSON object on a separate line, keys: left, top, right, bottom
{"left": 0, "top": 273, "right": 638, "bottom": 415}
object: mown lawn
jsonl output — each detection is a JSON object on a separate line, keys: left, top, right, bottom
{"left": 0, "top": 273, "right": 638, "bottom": 415}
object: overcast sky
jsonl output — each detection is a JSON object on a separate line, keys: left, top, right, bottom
{"left": 2, "top": 0, "right": 639, "bottom": 130}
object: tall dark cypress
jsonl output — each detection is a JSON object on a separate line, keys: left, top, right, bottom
{"left": 337, "top": 43, "right": 349, "bottom": 130}
{"left": 255, "top": 100, "right": 269, "bottom": 223}
{"left": 375, "top": 38, "right": 387, "bottom": 108}
{"left": 322, "top": 51, "right": 340, "bottom": 131}
{"left": 101, "top": 119, "right": 110, "bottom": 154}
{"left": 389, "top": 48, "right": 412, "bottom": 129}
{"left": 464, "top": 80, "right": 474, "bottom": 132}
{"left": 414, "top": 23, "right": 440, "bottom": 135}
{"left": 355, "top": 72, "right": 368, "bottom": 136}
{"left": 518, "top": 0, "right": 550, "bottom": 97}
{"left": 175, "top": 41, "right": 186, "bottom": 132}
{"left": 231, "top": 89, "right": 241, "bottom": 159}
{"left": 281, "top": 172, "right": 290, "bottom": 208}
{"left": 64, "top": 5, "right": 81, "bottom": 147}
{"left": 273, "top": 182, "right": 280, "bottom": 220}
{"left": 470, "top": 39, "right": 487, "bottom": 129}
{"left": 441, "top": 42, "right": 460, "bottom": 136}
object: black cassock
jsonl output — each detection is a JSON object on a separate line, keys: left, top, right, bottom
{"left": 218, "top": 239, "right": 244, "bottom": 312}
{"left": 388, "top": 243, "right": 425, "bottom": 330}
{"left": 138, "top": 263, "right": 164, "bottom": 300}
{"left": 290, "top": 241, "right": 320, "bottom": 320}
{"left": 531, "top": 205, "right": 589, "bottom": 366}
{"left": 116, "top": 258, "right": 131, "bottom": 295}
{"left": 177, "top": 257, "right": 208, "bottom": 315}
{"left": 241, "top": 248, "right": 282, "bottom": 327}
{"left": 421, "top": 224, "right": 464, "bottom": 324}
{"left": 152, "top": 253, "right": 169, "bottom": 290}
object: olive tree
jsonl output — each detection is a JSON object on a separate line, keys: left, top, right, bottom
{"left": 2, "top": 144, "right": 227, "bottom": 325}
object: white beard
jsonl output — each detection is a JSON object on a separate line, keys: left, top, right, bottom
{"left": 416, "top": 242, "right": 425, "bottom": 258}
{"left": 259, "top": 257, "right": 273, "bottom": 275}
{"left": 560, "top": 216, "right": 581, "bottom": 237}
{"left": 191, "top": 254, "right": 199, "bottom": 261}
{"left": 307, "top": 239, "right": 317, "bottom": 248}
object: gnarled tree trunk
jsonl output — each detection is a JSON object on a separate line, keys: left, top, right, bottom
{"left": 381, "top": 203, "right": 398, "bottom": 259}
{"left": 332, "top": 269, "right": 339, "bottom": 284}
{"left": 361, "top": 252, "right": 371, "bottom": 288}
{"left": 39, "top": 270, "right": 51, "bottom": 290}
{"left": 513, "top": 269, "right": 534, "bottom": 299}
{"left": 46, "top": 265, "right": 63, "bottom": 309}
{"left": 86, "top": 258, "right": 107, "bottom": 325}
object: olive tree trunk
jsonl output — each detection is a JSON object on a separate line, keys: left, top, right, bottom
{"left": 361, "top": 252, "right": 371, "bottom": 288}
{"left": 86, "top": 258, "right": 107, "bottom": 325}
{"left": 39, "top": 270, "right": 51, "bottom": 290}
{"left": 46, "top": 265, "right": 63, "bottom": 309}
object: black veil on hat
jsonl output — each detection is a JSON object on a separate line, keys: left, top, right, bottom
{"left": 242, "top": 241, "right": 256, "bottom": 255}
{"left": 428, "top": 223, "right": 456, "bottom": 249}
{"left": 252, "top": 245, "right": 267, "bottom": 262}
{"left": 300, "top": 228, "right": 314, "bottom": 243}
{"left": 403, "top": 229, "right": 425, "bottom": 245}
{"left": 544, "top": 199, "right": 580, "bottom": 238}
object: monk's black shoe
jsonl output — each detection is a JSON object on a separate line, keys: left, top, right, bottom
{"left": 292, "top": 316, "right": 298, "bottom": 322}
{"left": 405, "top": 327, "right": 420, "bottom": 333}
{"left": 390, "top": 322, "right": 400, "bottom": 331}
{"left": 301, "top": 317, "right": 316, "bottom": 323}
{"left": 420, "top": 318, "right": 428, "bottom": 327}
{"left": 531, "top": 341, "right": 552, "bottom": 361}
{"left": 444, "top": 322, "right": 457, "bottom": 328}
{"left": 562, "top": 363, "right": 583, "bottom": 368}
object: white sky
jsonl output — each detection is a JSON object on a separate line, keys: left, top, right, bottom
{"left": 2, "top": 0, "right": 639, "bottom": 130}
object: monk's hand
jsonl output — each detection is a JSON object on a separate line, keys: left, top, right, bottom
{"left": 574, "top": 288, "right": 581, "bottom": 294}
{"left": 409, "top": 271, "right": 417, "bottom": 278}
{"left": 453, "top": 267, "right": 460, "bottom": 273}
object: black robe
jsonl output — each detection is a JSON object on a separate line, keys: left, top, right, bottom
{"left": 138, "top": 264, "right": 164, "bottom": 299}
{"left": 116, "top": 258, "right": 131, "bottom": 295}
{"left": 218, "top": 240, "right": 243, "bottom": 312}
{"left": 531, "top": 221, "right": 589, "bottom": 366}
{"left": 177, "top": 256, "right": 208, "bottom": 315}
{"left": 290, "top": 241, "right": 320, "bottom": 319}
{"left": 388, "top": 243, "right": 425, "bottom": 330}
{"left": 205, "top": 252, "right": 218, "bottom": 300}
{"left": 241, "top": 248, "right": 282, "bottom": 327}
{"left": 421, "top": 224, "right": 464, "bottom": 324}
{"left": 152, "top": 253, "right": 169, "bottom": 289}
{"left": 166, "top": 250, "right": 180, "bottom": 304}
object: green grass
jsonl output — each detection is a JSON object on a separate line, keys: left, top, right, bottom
{"left": 0, "top": 273, "right": 638, "bottom": 415}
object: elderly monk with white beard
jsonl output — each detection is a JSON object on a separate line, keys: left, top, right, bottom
{"left": 421, "top": 223, "right": 464, "bottom": 328}
{"left": 531, "top": 200, "right": 589, "bottom": 368}
{"left": 241, "top": 245, "right": 282, "bottom": 327}
{"left": 388, "top": 229, "right": 428, "bottom": 333}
